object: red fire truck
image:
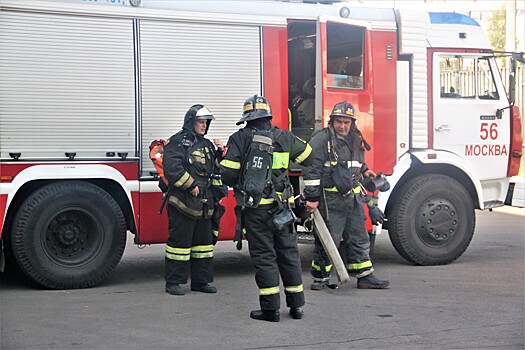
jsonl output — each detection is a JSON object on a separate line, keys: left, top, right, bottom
{"left": 0, "top": 0, "right": 522, "bottom": 289}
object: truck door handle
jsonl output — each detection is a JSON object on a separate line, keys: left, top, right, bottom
{"left": 435, "top": 125, "right": 451, "bottom": 132}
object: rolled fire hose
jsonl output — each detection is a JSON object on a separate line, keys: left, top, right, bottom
{"left": 312, "top": 209, "right": 351, "bottom": 285}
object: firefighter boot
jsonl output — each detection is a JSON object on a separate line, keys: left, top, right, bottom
{"left": 357, "top": 273, "right": 390, "bottom": 289}
{"left": 191, "top": 283, "right": 217, "bottom": 293}
{"left": 165, "top": 284, "right": 185, "bottom": 295}
{"left": 250, "top": 309, "right": 280, "bottom": 322}
{"left": 289, "top": 307, "right": 303, "bottom": 320}
{"left": 310, "top": 281, "right": 326, "bottom": 290}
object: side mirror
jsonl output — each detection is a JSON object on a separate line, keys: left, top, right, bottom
{"left": 508, "top": 74, "right": 515, "bottom": 105}
{"left": 512, "top": 52, "right": 525, "bottom": 64}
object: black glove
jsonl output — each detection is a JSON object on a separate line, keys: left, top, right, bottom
{"left": 368, "top": 205, "right": 385, "bottom": 225}
{"left": 212, "top": 230, "right": 219, "bottom": 246}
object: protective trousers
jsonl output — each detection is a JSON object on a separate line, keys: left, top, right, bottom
{"left": 165, "top": 205, "right": 214, "bottom": 286}
{"left": 311, "top": 193, "right": 373, "bottom": 280}
{"left": 244, "top": 207, "right": 305, "bottom": 311}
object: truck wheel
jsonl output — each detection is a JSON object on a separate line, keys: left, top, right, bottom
{"left": 388, "top": 175, "right": 475, "bottom": 265}
{"left": 10, "top": 181, "right": 126, "bottom": 289}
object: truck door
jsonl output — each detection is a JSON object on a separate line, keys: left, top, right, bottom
{"left": 432, "top": 53, "right": 510, "bottom": 180}
{"left": 314, "top": 16, "right": 398, "bottom": 173}
{"left": 315, "top": 16, "right": 371, "bottom": 129}
{"left": 287, "top": 17, "right": 370, "bottom": 140}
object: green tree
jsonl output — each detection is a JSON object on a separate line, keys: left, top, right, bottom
{"left": 486, "top": 4, "right": 520, "bottom": 52}
{"left": 486, "top": 4, "right": 506, "bottom": 52}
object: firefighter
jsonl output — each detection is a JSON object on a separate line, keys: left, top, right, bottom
{"left": 302, "top": 101, "right": 390, "bottom": 290}
{"left": 163, "top": 104, "right": 224, "bottom": 296}
{"left": 219, "top": 95, "right": 314, "bottom": 322}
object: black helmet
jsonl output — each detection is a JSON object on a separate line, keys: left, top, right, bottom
{"left": 236, "top": 95, "right": 272, "bottom": 125}
{"left": 329, "top": 101, "right": 356, "bottom": 120}
{"left": 183, "top": 104, "right": 215, "bottom": 134}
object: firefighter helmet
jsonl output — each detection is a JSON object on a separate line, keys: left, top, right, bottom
{"left": 236, "top": 95, "right": 272, "bottom": 125}
{"left": 183, "top": 104, "right": 214, "bottom": 134}
{"left": 191, "top": 105, "right": 215, "bottom": 121}
{"left": 329, "top": 101, "right": 356, "bottom": 120}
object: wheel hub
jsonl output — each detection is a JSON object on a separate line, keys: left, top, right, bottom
{"left": 57, "top": 224, "right": 81, "bottom": 246}
{"left": 43, "top": 209, "right": 102, "bottom": 266}
{"left": 416, "top": 198, "right": 458, "bottom": 245}
{"left": 47, "top": 212, "right": 88, "bottom": 255}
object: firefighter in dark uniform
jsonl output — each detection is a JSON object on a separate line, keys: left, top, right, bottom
{"left": 163, "top": 104, "right": 224, "bottom": 296}
{"left": 219, "top": 95, "right": 314, "bottom": 322}
{"left": 302, "top": 101, "right": 390, "bottom": 290}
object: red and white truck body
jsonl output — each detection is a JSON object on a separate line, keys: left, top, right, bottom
{"left": 0, "top": 0, "right": 522, "bottom": 288}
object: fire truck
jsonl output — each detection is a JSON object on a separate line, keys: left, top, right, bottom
{"left": 0, "top": 0, "right": 522, "bottom": 289}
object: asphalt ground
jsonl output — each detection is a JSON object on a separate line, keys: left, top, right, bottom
{"left": 1, "top": 207, "right": 524, "bottom": 349}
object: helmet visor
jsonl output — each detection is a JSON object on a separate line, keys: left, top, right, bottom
{"left": 195, "top": 106, "right": 215, "bottom": 120}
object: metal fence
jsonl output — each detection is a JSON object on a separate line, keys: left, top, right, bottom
{"left": 439, "top": 66, "right": 523, "bottom": 114}
{"left": 440, "top": 66, "right": 525, "bottom": 113}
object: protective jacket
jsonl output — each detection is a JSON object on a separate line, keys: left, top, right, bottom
{"left": 163, "top": 116, "right": 221, "bottom": 219}
{"left": 219, "top": 124, "right": 314, "bottom": 311}
{"left": 303, "top": 125, "right": 374, "bottom": 280}
{"left": 302, "top": 125, "right": 368, "bottom": 203}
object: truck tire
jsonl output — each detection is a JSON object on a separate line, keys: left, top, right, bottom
{"left": 10, "top": 181, "right": 127, "bottom": 289}
{"left": 388, "top": 174, "right": 475, "bottom": 265}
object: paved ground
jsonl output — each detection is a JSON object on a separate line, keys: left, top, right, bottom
{"left": 1, "top": 207, "right": 524, "bottom": 349}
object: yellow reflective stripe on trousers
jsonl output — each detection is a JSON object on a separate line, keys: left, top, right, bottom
{"left": 165, "top": 246, "right": 190, "bottom": 261}
{"left": 311, "top": 260, "right": 332, "bottom": 272}
{"left": 294, "top": 143, "right": 312, "bottom": 164}
{"left": 220, "top": 159, "right": 241, "bottom": 170}
{"left": 284, "top": 284, "right": 304, "bottom": 293}
{"left": 191, "top": 245, "right": 213, "bottom": 252}
{"left": 259, "top": 286, "right": 280, "bottom": 296}
{"left": 190, "top": 245, "right": 214, "bottom": 259}
{"left": 347, "top": 260, "right": 372, "bottom": 270}
{"left": 272, "top": 152, "right": 289, "bottom": 169}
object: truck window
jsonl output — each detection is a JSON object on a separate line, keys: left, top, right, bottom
{"left": 288, "top": 21, "right": 317, "bottom": 141}
{"left": 477, "top": 57, "right": 499, "bottom": 100}
{"left": 439, "top": 55, "right": 498, "bottom": 100}
{"left": 325, "top": 22, "right": 365, "bottom": 90}
{"left": 439, "top": 56, "right": 475, "bottom": 98}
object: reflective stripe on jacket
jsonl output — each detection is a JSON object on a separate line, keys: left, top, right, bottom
{"left": 164, "top": 130, "right": 218, "bottom": 218}
{"left": 302, "top": 126, "right": 368, "bottom": 202}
